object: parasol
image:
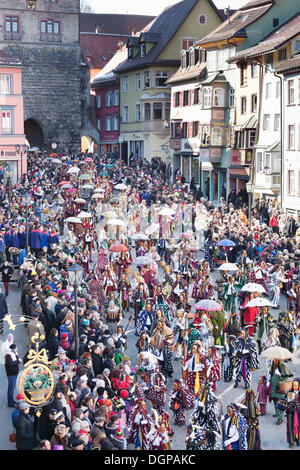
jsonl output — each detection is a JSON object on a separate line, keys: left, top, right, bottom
{"left": 58, "top": 181, "right": 69, "bottom": 186}
{"left": 78, "top": 211, "right": 93, "bottom": 218}
{"left": 94, "top": 188, "right": 105, "bottom": 193}
{"left": 66, "top": 188, "right": 77, "bottom": 193}
{"left": 107, "top": 218, "right": 126, "bottom": 226}
{"left": 133, "top": 256, "right": 153, "bottom": 266}
{"left": 244, "top": 297, "right": 271, "bottom": 308}
{"left": 217, "top": 239, "right": 236, "bottom": 247}
{"left": 260, "top": 346, "right": 293, "bottom": 361}
{"left": 66, "top": 217, "right": 82, "bottom": 224}
{"left": 84, "top": 158, "right": 93, "bottom": 162}
{"left": 115, "top": 183, "right": 127, "bottom": 190}
{"left": 78, "top": 173, "right": 91, "bottom": 180}
{"left": 158, "top": 207, "right": 175, "bottom": 216}
{"left": 194, "top": 299, "right": 223, "bottom": 311}
{"left": 60, "top": 184, "right": 73, "bottom": 190}
{"left": 82, "top": 184, "right": 94, "bottom": 189}
{"left": 67, "top": 167, "right": 80, "bottom": 174}
{"left": 218, "top": 263, "right": 239, "bottom": 271}
{"left": 91, "top": 193, "right": 104, "bottom": 199}
{"left": 241, "top": 283, "right": 267, "bottom": 294}
{"left": 103, "top": 210, "right": 117, "bottom": 218}
{"left": 132, "top": 233, "right": 149, "bottom": 240}
{"left": 146, "top": 223, "right": 160, "bottom": 235}
{"left": 109, "top": 243, "right": 129, "bottom": 253}
{"left": 74, "top": 198, "right": 86, "bottom": 204}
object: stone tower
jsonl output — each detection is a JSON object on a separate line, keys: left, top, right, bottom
{"left": 0, "top": 0, "right": 82, "bottom": 153}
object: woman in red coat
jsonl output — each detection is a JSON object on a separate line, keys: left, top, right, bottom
{"left": 110, "top": 369, "right": 131, "bottom": 394}
{"left": 242, "top": 293, "right": 259, "bottom": 336}
{"left": 269, "top": 212, "right": 279, "bottom": 234}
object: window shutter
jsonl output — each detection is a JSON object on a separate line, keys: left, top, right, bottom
{"left": 189, "top": 122, "right": 193, "bottom": 138}
{"left": 199, "top": 87, "right": 202, "bottom": 105}
{"left": 173, "top": 92, "right": 176, "bottom": 108}
{"left": 190, "top": 89, "right": 194, "bottom": 105}
{"left": 180, "top": 91, "right": 184, "bottom": 107}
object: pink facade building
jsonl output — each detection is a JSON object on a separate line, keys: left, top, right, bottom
{"left": 0, "top": 51, "right": 27, "bottom": 183}
{"left": 91, "top": 72, "right": 120, "bottom": 158}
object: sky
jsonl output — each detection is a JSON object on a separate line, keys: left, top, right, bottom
{"left": 86, "top": 0, "right": 248, "bottom": 16}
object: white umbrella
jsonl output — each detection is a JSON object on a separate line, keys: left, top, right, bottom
{"left": 260, "top": 346, "right": 293, "bottom": 361}
{"left": 132, "top": 232, "right": 149, "bottom": 240}
{"left": 107, "top": 218, "right": 126, "bottom": 226}
{"left": 92, "top": 193, "right": 104, "bottom": 199}
{"left": 60, "top": 184, "right": 73, "bottom": 190}
{"left": 159, "top": 207, "right": 175, "bottom": 216}
{"left": 66, "top": 217, "right": 82, "bottom": 224}
{"left": 241, "top": 283, "right": 267, "bottom": 294}
{"left": 146, "top": 223, "right": 160, "bottom": 235}
{"left": 218, "top": 263, "right": 239, "bottom": 271}
{"left": 82, "top": 184, "right": 94, "bottom": 189}
{"left": 78, "top": 211, "right": 93, "bottom": 218}
{"left": 133, "top": 256, "right": 153, "bottom": 266}
{"left": 67, "top": 167, "right": 80, "bottom": 174}
{"left": 28, "top": 147, "right": 39, "bottom": 151}
{"left": 245, "top": 297, "right": 271, "bottom": 308}
{"left": 94, "top": 188, "right": 105, "bottom": 193}
{"left": 74, "top": 198, "right": 86, "bottom": 204}
{"left": 115, "top": 183, "right": 127, "bottom": 190}
{"left": 51, "top": 158, "right": 62, "bottom": 164}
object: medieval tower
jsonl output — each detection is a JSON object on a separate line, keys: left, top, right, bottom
{"left": 0, "top": 0, "right": 82, "bottom": 153}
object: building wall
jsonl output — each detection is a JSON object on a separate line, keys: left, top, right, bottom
{"left": 159, "top": 0, "right": 222, "bottom": 60}
{"left": 282, "top": 71, "right": 300, "bottom": 214}
{"left": 0, "top": 64, "right": 26, "bottom": 180}
{"left": 0, "top": 0, "right": 82, "bottom": 153}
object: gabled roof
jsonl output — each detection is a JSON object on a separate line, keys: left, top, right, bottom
{"left": 200, "top": 70, "right": 228, "bottom": 83}
{"left": 91, "top": 46, "right": 128, "bottom": 88}
{"left": 167, "top": 62, "right": 206, "bottom": 84}
{"left": 81, "top": 33, "right": 128, "bottom": 69}
{"left": 114, "top": 0, "right": 201, "bottom": 74}
{"left": 228, "top": 10, "right": 300, "bottom": 63}
{"left": 275, "top": 54, "right": 300, "bottom": 74}
{"left": 240, "top": 0, "right": 273, "bottom": 10}
{"left": 80, "top": 13, "right": 155, "bottom": 34}
{"left": 197, "top": 2, "right": 273, "bottom": 46}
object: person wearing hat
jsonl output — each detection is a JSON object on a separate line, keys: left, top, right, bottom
{"left": 50, "top": 423, "right": 69, "bottom": 450}
{"left": 0, "top": 259, "right": 14, "bottom": 296}
{"left": 27, "top": 310, "right": 45, "bottom": 347}
{"left": 15, "top": 402, "right": 37, "bottom": 450}
{"left": 4, "top": 343, "right": 21, "bottom": 407}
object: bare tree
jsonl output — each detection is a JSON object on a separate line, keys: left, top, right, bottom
{"left": 80, "top": 0, "right": 94, "bottom": 12}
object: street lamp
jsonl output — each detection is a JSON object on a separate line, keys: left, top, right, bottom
{"left": 5, "top": 164, "right": 13, "bottom": 205}
{"left": 67, "top": 262, "right": 84, "bottom": 362}
{"left": 22, "top": 190, "right": 31, "bottom": 254}
{"left": 246, "top": 181, "right": 255, "bottom": 229}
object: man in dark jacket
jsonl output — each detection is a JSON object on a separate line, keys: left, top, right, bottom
{"left": 0, "top": 260, "right": 14, "bottom": 296}
{"left": 5, "top": 343, "right": 21, "bottom": 407}
{"left": 91, "top": 344, "right": 104, "bottom": 376}
{"left": 16, "top": 402, "right": 37, "bottom": 450}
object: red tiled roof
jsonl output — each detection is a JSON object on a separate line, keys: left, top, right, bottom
{"left": 80, "top": 33, "right": 128, "bottom": 69}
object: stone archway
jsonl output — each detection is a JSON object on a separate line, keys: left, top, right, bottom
{"left": 24, "top": 118, "right": 44, "bottom": 149}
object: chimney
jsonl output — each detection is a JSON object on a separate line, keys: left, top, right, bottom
{"left": 132, "top": 28, "right": 136, "bottom": 36}
{"left": 117, "top": 41, "right": 124, "bottom": 50}
{"left": 95, "top": 26, "right": 101, "bottom": 34}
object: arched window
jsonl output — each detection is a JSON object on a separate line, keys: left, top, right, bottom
{"left": 113, "top": 113, "right": 119, "bottom": 130}
{"left": 105, "top": 114, "right": 112, "bottom": 131}
{"left": 213, "top": 88, "right": 225, "bottom": 107}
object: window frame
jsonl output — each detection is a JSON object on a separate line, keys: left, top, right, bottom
{"left": 0, "top": 74, "right": 12, "bottom": 95}
{"left": 1, "top": 107, "right": 13, "bottom": 135}
{"left": 155, "top": 71, "right": 169, "bottom": 88}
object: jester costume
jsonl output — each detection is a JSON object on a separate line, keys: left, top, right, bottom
{"left": 221, "top": 403, "right": 248, "bottom": 450}
{"left": 222, "top": 335, "right": 236, "bottom": 382}
{"left": 145, "top": 372, "right": 168, "bottom": 414}
{"left": 241, "top": 389, "right": 262, "bottom": 450}
{"left": 154, "top": 290, "right": 175, "bottom": 329}
{"left": 220, "top": 280, "right": 239, "bottom": 314}
{"left": 183, "top": 348, "right": 207, "bottom": 395}
{"left": 135, "top": 305, "right": 156, "bottom": 336}
{"left": 127, "top": 401, "right": 154, "bottom": 450}
{"left": 233, "top": 330, "right": 260, "bottom": 389}
{"left": 87, "top": 276, "right": 105, "bottom": 313}
{"left": 191, "top": 275, "right": 214, "bottom": 302}
{"left": 170, "top": 379, "right": 194, "bottom": 425}
{"left": 118, "top": 275, "right": 131, "bottom": 311}
{"left": 186, "top": 382, "right": 221, "bottom": 450}
{"left": 286, "top": 378, "right": 300, "bottom": 447}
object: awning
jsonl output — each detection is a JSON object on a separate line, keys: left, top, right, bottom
{"left": 229, "top": 167, "right": 249, "bottom": 176}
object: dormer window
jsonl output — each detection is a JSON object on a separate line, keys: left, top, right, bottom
{"left": 140, "top": 42, "right": 146, "bottom": 58}
{"left": 128, "top": 46, "right": 133, "bottom": 60}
